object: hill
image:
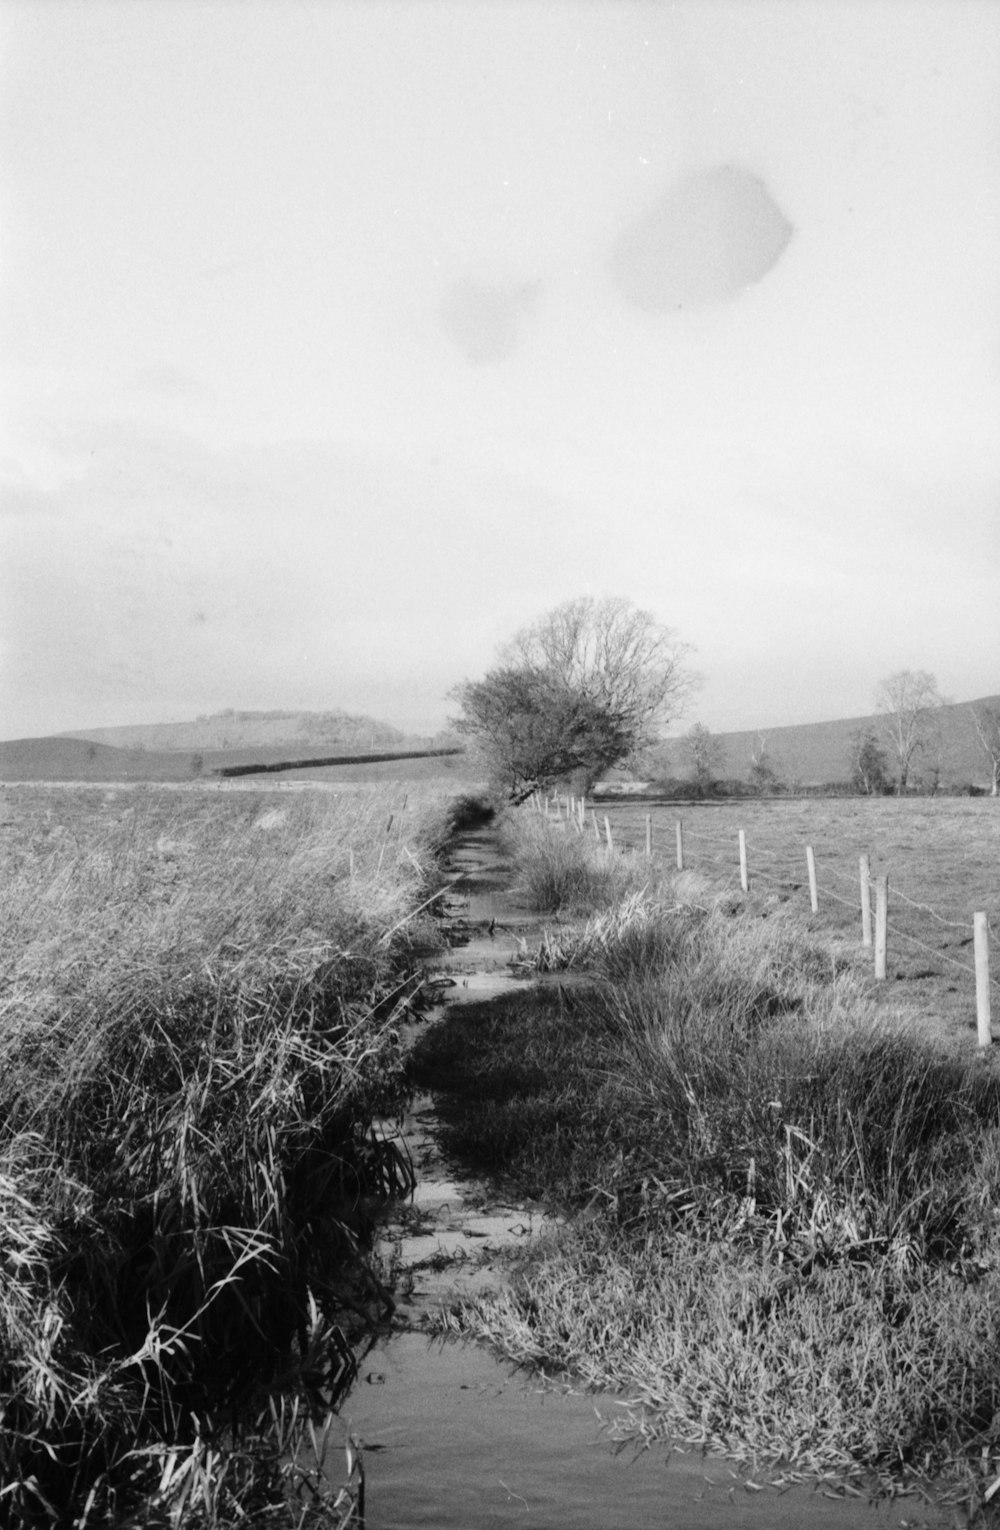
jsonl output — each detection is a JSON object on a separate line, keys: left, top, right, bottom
{"left": 655, "top": 694, "right": 1000, "bottom": 792}
{"left": 0, "top": 737, "right": 201, "bottom": 783}
{"left": 62, "top": 709, "right": 405, "bottom": 753}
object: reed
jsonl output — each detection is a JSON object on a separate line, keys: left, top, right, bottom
{"left": 0, "top": 781, "right": 456, "bottom": 1526}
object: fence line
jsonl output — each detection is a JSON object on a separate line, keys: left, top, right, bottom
{"left": 534, "top": 796, "right": 1000, "bottom": 1026}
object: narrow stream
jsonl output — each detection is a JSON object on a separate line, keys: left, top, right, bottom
{"left": 332, "top": 827, "right": 945, "bottom": 1530}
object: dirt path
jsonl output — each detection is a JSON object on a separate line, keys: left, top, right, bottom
{"left": 335, "top": 823, "right": 950, "bottom": 1530}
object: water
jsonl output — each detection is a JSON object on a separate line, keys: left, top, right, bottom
{"left": 339, "top": 1334, "right": 920, "bottom": 1530}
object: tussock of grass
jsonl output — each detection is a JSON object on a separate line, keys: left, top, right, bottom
{"left": 413, "top": 822, "right": 1000, "bottom": 1512}
{"left": 499, "top": 814, "right": 645, "bottom": 913}
{"left": 0, "top": 782, "right": 458, "bottom": 1525}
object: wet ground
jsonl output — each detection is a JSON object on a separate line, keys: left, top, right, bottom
{"left": 332, "top": 824, "right": 958, "bottom": 1530}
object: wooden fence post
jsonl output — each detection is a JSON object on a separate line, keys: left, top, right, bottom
{"left": 738, "top": 829, "right": 749, "bottom": 892}
{"left": 645, "top": 815, "right": 652, "bottom": 858}
{"left": 859, "top": 854, "right": 872, "bottom": 947}
{"left": 676, "top": 819, "right": 684, "bottom": 871}
{"left": 806, "top": 846, "right": 818, "bottom": 913}
{"left": 975, "top": 912, "right": 992, "bottom": 1047}
{"left": 604, "top": 815, "right": 614, "bottom": 851}
{"left": 874, "top": 875, "right": 888, "bottom": 980}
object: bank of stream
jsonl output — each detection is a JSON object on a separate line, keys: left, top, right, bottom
{"left": 331, "top": 824, "right": 950, "bottom": 1530}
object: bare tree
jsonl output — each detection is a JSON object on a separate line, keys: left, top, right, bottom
{"left": 451, "top": 596, "right": 695, "bottom": 798}
{"left": 875, "top": 670, "right": 943, "bottom": 794}
{"left": 680, "top": 722, "right": 726, "bottom": 795}
{"left": 971, "top": 705, "right": 1000, "bottom": 796}
{"left": 748, "top": 731, "right": 780, "bottom": 794}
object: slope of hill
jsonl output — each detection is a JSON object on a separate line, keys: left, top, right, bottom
{"left": 63, "top": 709, "right": 405, "bottom": 753}
{"left": 658, "top": 694, "right": 1000, "bottom": 791}
{"left": 0, "top": 737, "right": 202, "bottom": 783}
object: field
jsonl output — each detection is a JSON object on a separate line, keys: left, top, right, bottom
{"left": 0, "top": 778, "right": 466, "bottom": 1526}
{"left": 6, "top": 778, "right": 1000, "bottom": 1520}
{"left": 586, "top": 795, "right": 1000, "bottom": 1043}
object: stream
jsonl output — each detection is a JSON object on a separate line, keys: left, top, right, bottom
{"left": 331, "top": 826, "right": 948, "bottom": 1530}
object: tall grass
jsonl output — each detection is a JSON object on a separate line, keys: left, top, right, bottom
{"left": 413, "top": 811, "right": 1000, "bottom": 1513}
{"left": 499, "top": 812, "right": 646, "bottom": 912}
{"left": 0, "top": 782, "right": 457, "bottom": 1526}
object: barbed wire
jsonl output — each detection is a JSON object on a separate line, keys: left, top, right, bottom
{"left": 881, "top": 918, "right": 992, "bottom": 986}
{"left": 539, "top": 806, "right": 998, "bottom": 993}
{"left": 889, "top": 886, "right": 974, "bottom": 933}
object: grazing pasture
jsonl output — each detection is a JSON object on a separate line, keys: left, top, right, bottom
{"left": 586, "top": 796, "right": 1000, "bottom": 1045}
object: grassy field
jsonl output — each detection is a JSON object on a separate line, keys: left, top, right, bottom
{"left": 0, "top": 779, "right": 469, "bottom": 1527}
{"left": 412, "top": 804, "right": 1000, "bottom": 1521}
{"left": 583, "top": 796, "right": 1000, "bottom": 1045}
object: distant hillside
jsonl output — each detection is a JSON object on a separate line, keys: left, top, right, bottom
{"left": 63, "top": 709, "right": 405, "bottom": 753}
{"left": 656, "top": 694, "right": 1000, "bottom": 791}
{"left": 0, "top": 736, "right": 200, "bottom": 783}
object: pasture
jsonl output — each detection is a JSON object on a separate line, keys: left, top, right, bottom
{"left": 586, "top": 795, "right": 1000, "bottom": 1044}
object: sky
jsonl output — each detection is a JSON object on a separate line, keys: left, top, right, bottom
{"left": 1, "top": 0, "right": 998, "bottom": 739}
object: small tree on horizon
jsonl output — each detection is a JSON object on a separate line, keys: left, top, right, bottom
{"left": 450, "top": 596, "right": 695, "bottom": 799}
{"left": 849, "top": 728, "right": 890, "bottom": 795}
{"left": 875, "top": 670, "right": 944, "bottom": 794}
{"left": 680, "top": 722, "right": 727, "bottom": 796}
{"left": 971, "top": 704, "right": 1000, "bottom": 796}
{"left": 748, "top": 731, "right": 781, "bottom": 794}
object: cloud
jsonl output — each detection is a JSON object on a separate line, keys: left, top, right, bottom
{"left": 440, "top": 279, "right": 541, "bottom": 363}
{"left": 610, "top": 165, "right": 793, "bottom": 311}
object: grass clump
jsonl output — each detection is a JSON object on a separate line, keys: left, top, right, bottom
{"left": 411, "top": 872, "right": 1000, "bottom": 1513}
{"left": 0, "top": 782, "right": 459, "bottom": 1526}
{"left": 499, "top": 813, "right": 646, "bottom": 914}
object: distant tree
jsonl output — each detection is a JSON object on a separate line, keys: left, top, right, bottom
{"left": 875, "top": 670, "right": 943, "bottom": 794}
{"left": 680, "top": 723, "right": 726, "bottom": 795}
{"left": 748, "top": 731, "right": 780, "bottom": 794}
{"left": 849, "top": 729, "right": 890, "bottom": 795}
{"left": 971, "top": 705, "right": 1000, "bottom": 796}
{"left": 450, "top": 596, "right": 695, "bottom": 800}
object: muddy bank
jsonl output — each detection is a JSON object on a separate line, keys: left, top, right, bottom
{"left": 335, "top": 823, "right": 951, "bottom": 1530}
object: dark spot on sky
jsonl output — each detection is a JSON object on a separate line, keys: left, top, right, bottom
{"left": 610, "top": 164, "right": 793, "bottom": 311}
{"left": 440, "top": 280, "right": 540, "bottom": 364}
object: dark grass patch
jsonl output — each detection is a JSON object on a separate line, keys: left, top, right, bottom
{"left": 407, "top": 987, "right": 625, "bottom": 1208}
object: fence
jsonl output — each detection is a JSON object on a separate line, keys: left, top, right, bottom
{"left": 532, "top": 790, "right": 999, "bottom": 1048}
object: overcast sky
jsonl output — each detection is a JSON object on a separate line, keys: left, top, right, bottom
{"left": 2, "top": 0, "right": 998, "bottom": 739}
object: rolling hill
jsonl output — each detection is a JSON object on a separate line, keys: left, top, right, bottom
{"left": 62, "top": 708, "right": 405, "bottom": 753}
{"left": 2, "top": 698, "right": 996, "bottom": 791}
{"left": 0, "top": 736, "right": 202, "bottom": 783}
{"left": 0, "top": 710, "right": 465, "bottom": 784}
{"left": 655, "top": 694, "right": 1000, "bottom": 792}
